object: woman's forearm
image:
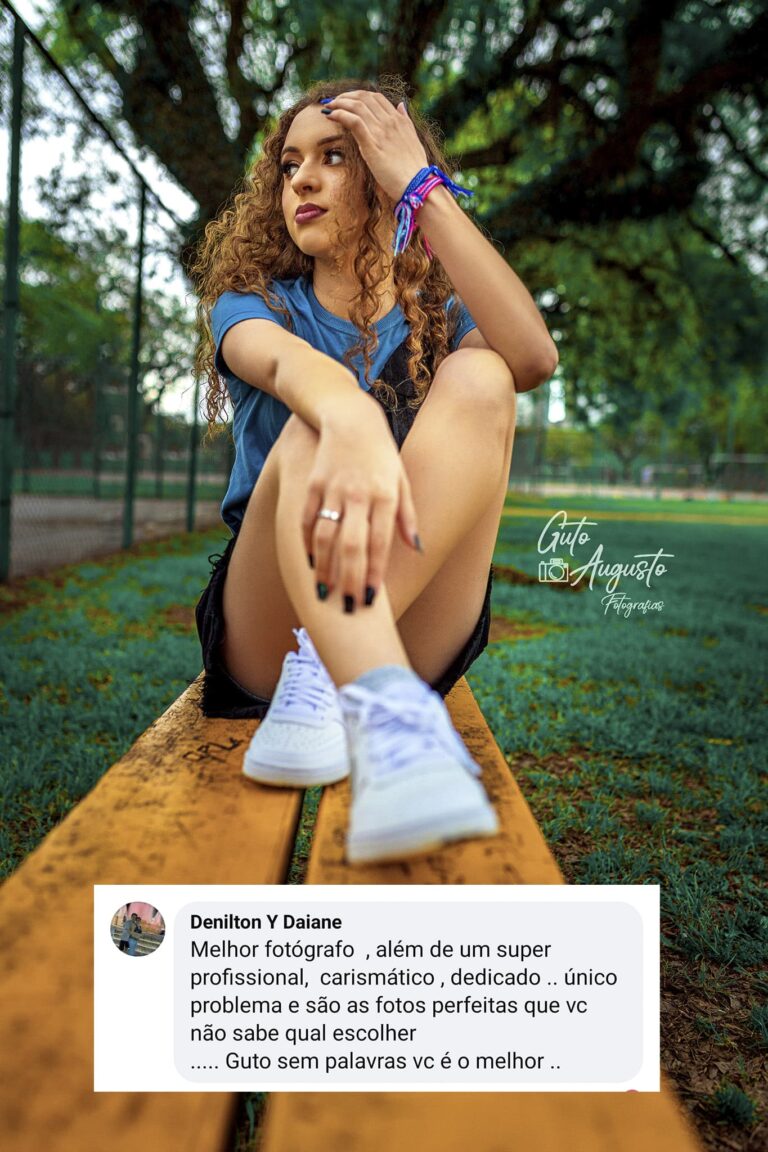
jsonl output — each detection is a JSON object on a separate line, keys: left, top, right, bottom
{"left": 274, "top": 340, "right": 386, "bottom": 436}
{"left": 416, "top": 185, "right": 558, "bottom": 391}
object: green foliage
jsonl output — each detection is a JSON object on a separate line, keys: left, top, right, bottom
{"left": 13, "top": 1, "right": 768, "bottom": 468}
{"left": 18, "top": 218, "right": 127, "bottom": 376}
{"left": 235, "top": 1092, "right": 268, "bottom": 1152}
{"left": 749, "top": 1004, "right": 768, "bottom": 1048}
{"left": 543, "top": 426, "right": 594, "bottom": 468}
{"left": 511, "top": 218, "right": 767, "bottom": 466}
{"left": 711, "top": 1082, "right": 758, "bottom": 1127}
{"left": 1, "top": 213, "right": 195, "bottom": 456}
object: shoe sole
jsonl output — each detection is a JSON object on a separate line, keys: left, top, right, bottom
{"left": 243, "top": 754, "right": 349, "bottom": 788}
{"left": 347, "top": 805, "right": 499, "bottom": 864}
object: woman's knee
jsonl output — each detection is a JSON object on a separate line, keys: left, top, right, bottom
{"left": 431, "top": 348, "right": 517, "bottom": 429}
{"left": 272, "top": 413, "right": 319, "bottom": 469}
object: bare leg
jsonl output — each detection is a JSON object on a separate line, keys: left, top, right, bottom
{"left": 221, "top": 347, "right": 515, "bottom": 694}
{"left": 385, "top": 348, "right": 516, "bottom": 684}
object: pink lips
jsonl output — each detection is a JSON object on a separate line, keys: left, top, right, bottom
{"left": 295, "top": 206, "right": 327, "bottom": 222}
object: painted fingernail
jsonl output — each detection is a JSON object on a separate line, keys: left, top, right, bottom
{"left": 343, "top": 595, "right": 355, "bottom": 614}
{"left": 308, "top": 553, "right": 315, "bottom": 569}
{"left": 319, "top": 97, "right": 334, "bottom": 104}
{"left": 365, "top": 586, "right": 376, "bottom": 606}
{"left": 317, "top": 582, "right": 328, "bottom": 601}
{"left": 320, "top": 109, "right": 332, "bottom": 115}
{"left": 412, "top": 533, "right": 424, "bottom": 553}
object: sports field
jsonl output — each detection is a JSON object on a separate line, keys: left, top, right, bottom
{"left": 0, "top": 495, "right": 766, "bottom": 1151}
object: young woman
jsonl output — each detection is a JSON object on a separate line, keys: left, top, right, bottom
{"left": 192, "top": 77, "right": 557, "bottom": 864}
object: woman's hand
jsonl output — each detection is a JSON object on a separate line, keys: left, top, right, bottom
{"left": 301, "top": 397, "right": 420, "bottom": 611}
{"left": 319, "top": 91, "right": 428, "bottom": 203}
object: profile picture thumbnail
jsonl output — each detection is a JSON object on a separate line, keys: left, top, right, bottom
{"left": 111, "top": 902, "right": 166, "bottom": 957}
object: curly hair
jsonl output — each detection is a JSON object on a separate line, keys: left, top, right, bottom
{"left": 190, "top": 75, "right": 469, "bottom": 430}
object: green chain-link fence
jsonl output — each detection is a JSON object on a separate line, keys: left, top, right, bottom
{"left": 0, "top": 1, "right": 231, "bottom": 581}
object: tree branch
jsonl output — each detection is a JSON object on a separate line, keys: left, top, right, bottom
{"left": 655, "top": 10, "right": 768, "bottom": 117}
{"left": 427, "top": 1, "right": 553, "bottom": 137}
{"left": 225, "top": 0, "right": 264, "bottom": 141}
{"left": 712, "top": 104, "right": 768, "bottom": 183}
{"left": 66, "top": 2, "right": 130, "bottom": 88}
{"left": 482, "top": 153, "right": 710, "bottom": 243}
{"left": 69, "top": 1, "right": 242, "bottom": 217}
{"left": 380, "top": 0, "right": 450, "bottom": 88}
{"left": 685, "top": 211, "right": 743, "bottom": 267}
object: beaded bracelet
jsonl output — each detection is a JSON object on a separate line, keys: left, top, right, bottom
{"left": 393, "top": 165, "right": 474, "bottom": 257}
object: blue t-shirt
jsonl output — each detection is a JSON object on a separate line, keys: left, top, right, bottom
{"left": 211, "top": 274, "right": 477, "bottom": 532}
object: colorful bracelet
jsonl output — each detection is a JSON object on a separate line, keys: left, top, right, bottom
{"left": 393, "top": 165, "right": 474, "bottom": 258}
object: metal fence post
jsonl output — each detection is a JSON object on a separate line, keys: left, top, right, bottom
{"left": 0, "top": 19, "right": 24, "bottom": 581}
{"left": 186, "top": 377, "right": 200, "bottom": 532}
{"left": 154, "top": 386, "right": 165, "bottom": 499}
{"left": 93, "top": 348, "right": 104, "bottom": 499}
{"left": 122, "top": 181, "right": 146, "bottom": 549}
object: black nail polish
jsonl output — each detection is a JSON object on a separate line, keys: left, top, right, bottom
{"left": 343, "top": 595, "right": 355, "bottom": 614}
{"left": 308, "top": 553, "right": 315, "bottom": 569}
{"left": 365, "top": 585, "right": 376, "bottom": 606}
{"left": 413, "top": 533, "right": 424, "bottom": 553}
{"left": 317, "top": 582, "right": 328, "bottom": 601}
{"left": 320, "top": 108, "right": 332, "bottom": 115}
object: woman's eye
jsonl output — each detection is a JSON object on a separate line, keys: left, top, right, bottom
{"left": 281, "top": 149, "right": 344, "bottom": 177}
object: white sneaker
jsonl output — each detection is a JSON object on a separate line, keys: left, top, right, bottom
{"left": 242, "top": 628, "right": 349, "bottom": 787}
{"left": 340, "top": 675, "right": 499, "bottom": 863}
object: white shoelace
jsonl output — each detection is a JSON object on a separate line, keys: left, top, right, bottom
{"left": 269, "top": 629, "right": 337, "bottom": 722}
{"left": 343, "top": 682, "right": 480, "bottom": 779}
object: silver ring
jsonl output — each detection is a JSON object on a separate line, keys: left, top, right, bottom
{"left": 316, "top": 507, "right": 342, "bottom": 523}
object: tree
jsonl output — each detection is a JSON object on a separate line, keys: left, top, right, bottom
{"left": 512, "top": 211, "right": 767, "bottom": 468}
{"left": 3, "top": 216, "right": 196, "bottom": 458}
{"left": 10, "top": 1, "right": 767, "bottom": 459}
{"left": 38, "top": 1, "right": 766, "bottom": 258}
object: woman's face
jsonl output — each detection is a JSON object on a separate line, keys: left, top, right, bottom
{"left": 280, "top": 105, "right": 370, "bottom": 261}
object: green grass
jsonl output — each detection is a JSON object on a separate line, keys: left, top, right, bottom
{"left": 464, "top": 504, "right": 767, "bottom": 1147}
{"left": 0, "top": 495, "right": 766, "bottom": 1150}
{"left": 504, "top": 491, "right": 768, "bottom": 520}
{"left": 0, "top": 529, "right": 230, "bottom": 873}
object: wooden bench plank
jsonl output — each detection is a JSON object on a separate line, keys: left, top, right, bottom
{"left": 0, "top": 679, "right": 301, "bottom": 1152}
{"left": 264, "top": 677, "right": 703, "bottom": 1152}
{"left": 261, "top": 1090, "right": 702, "bottom": 1152}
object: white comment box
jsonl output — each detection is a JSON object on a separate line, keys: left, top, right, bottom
{"left": 94, "top": 885, "right": 659, "bottom": 1092}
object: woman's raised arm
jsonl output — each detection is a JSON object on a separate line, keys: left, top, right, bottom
{"left": 316, "top": 90, "right": 559, "bottom": 393}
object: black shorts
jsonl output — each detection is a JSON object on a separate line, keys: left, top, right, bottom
{"left": 195, "top": 339, "right": 494, "bottom": 719}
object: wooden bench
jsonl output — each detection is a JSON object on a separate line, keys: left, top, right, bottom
{"left": 0, "top": 677, "right": 702, "bottom": 1152}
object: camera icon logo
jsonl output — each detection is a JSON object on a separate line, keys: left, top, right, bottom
{"left": 538, "top": 557, "right": 570, "bottom": 584}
